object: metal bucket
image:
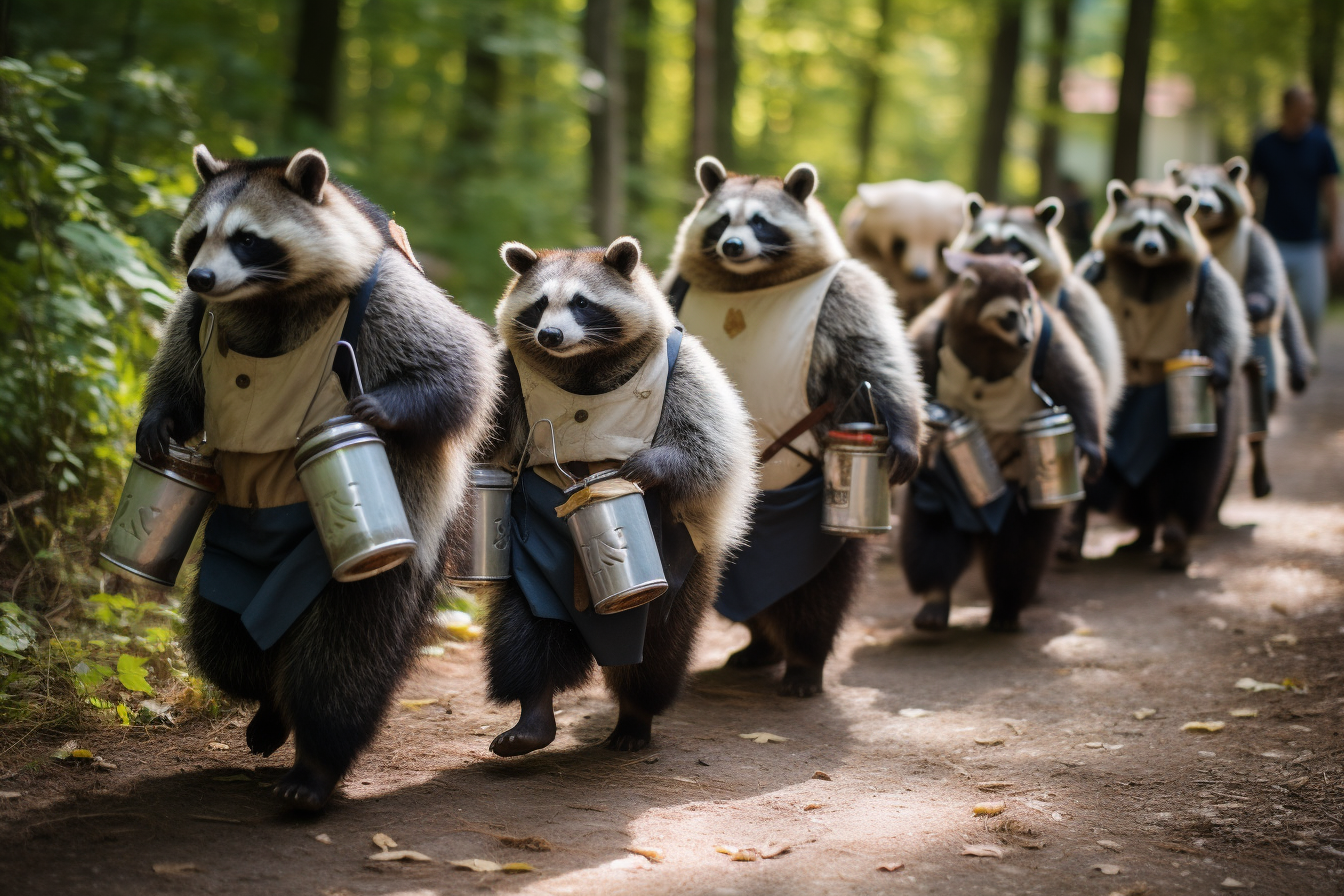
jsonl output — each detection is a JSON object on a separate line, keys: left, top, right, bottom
{"left": 1165, "top": 351, "right": 1217, "bottom": 438}
{"left": 822, "top": 422, "right": 892, "bottom": 535}
{"left": 1020, "top": 407, "right": 1084, "bottom": 508}
{"left": 563, "top": 469, "right": 667, "bottom": 616}
{"left": 930, "top": 402, "right": 1007, "bottom": 507}
{"left": 1244, "top": 357, "right": 1269, "bottom": 443}
{"left": 449, "top": 464, "right": 513, "bottom": 584}
{"left": 99, "top": 445, "right": 220, "bottom": 588}
{"left": 295, "top": 416, "right": 417, "bottom": 582}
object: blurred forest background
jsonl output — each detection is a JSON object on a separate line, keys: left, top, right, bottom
{"left": 0, "top": 0, "right": 1336, "bottom": 732}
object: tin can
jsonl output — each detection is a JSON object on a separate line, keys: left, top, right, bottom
{"left": 99, "top": 445, "right": 221, "bottom": 588}
{"left": 1165, "top": 351, "right": 1217, "bottom": 438}
{"left": 822, "top": 422, "right": 892, "bottom": 535}
{"left": 1244, "top": 357, "right": 1269, "bottom": 443}
{"left": 930, "top": 403, "right": 1007, "bottom": 507}
{"left": 1020, "top": 407, "right": 1084, "bottom": 508}
{"left": 563, "top": 470, "right": 667, "bottom": 616}
{"left": 449, "top": 465, "right": 513, "bottom": 584}
{"left": 295, "top": 415, "right": 417, "bottom": 582}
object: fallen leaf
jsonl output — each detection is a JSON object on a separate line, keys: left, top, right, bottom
{"left": 1098, "top": 839, "right": 1122, "bottom": 851}
{"left": 1235, "top": 678, "right": 1286, "bottom": 692}
{"left": 1270, "top": 633, "right": 1298, "bottom": 646}
{"left": 898, "top": 708, "right": 933, "bottom": 718}
{"left": 804, "top": 803, "right": 822, "bottom": 811}
{"left": 730, "top": 851, "right": 757, "bottom": 862}
{"left": 739, "top": 732, "right": 788, "bottom": 744}
{"left": 450, "top": 859, "right": 502, "bottom": 872}
{"left": 1133, "top": 708, "right": 1157, "bottom": 720}
{"left": 625, "top": 846, "right": 663, "bottom": 863}
{"left": 496, "top": 835, "right": 552, "bottom": 851}
{"left": 976, "top": 781, "right": 1014, "bottom": 791}
{"left": 398, "top": 698, "right": 437, "bottom": 709}
{"left": 714, "top": 845, "right": 738, "bottom": 855}
{"left": 152, "top": 863, "right": 200, "bottom": 875}
{"left": 372, "top": 832, "right": 398, "bottom": 851}
{"left": 91, "top": 757, "right": 116, "bottom": 771}
{"left": 811, "top": 770, "right": 831, "bottom": 781}
{"left": 758, "top": 843, "right": 792, "bottom": 859}
{"left": 315, "top": 834, "right": 332, "bottom": 844}
{"left": 961, "top": 844, "right": 1003, "bottom": 858}
{"left": 974, "top": 737, "right": 1004, "bottom": 746}
{"left": 369, "top": 850, "right": 433, "bottom": 863}
{"left": 1093, "top": 863, "right": 1122, "bottom": 875}
{"left": 0, "top": 791, "right": 19, "bottom": 800}
{"left": 501, "top": 863, "right": 536, "bottom": 873}
{"left": 1229, "top": 708, "right": 1258, "bottom": 718}
{"left": 70, "top": 749, "right": 93, "bottom": 759}
{"left": 1270, "top": 601, "right": 1289, "bottom": 616}
{"left": 605, "top": 855, "right": 652, "bottom": 871}
{"left": 1282, "top": 677, "right": 1305, "bottom": 689}
{"left": 206, "top": 742, "right": 229, "bottom": 751}
{"left": 1073, "top": 627, "right": 1095, "bottom": 636}
{"left": 1221, "top": 878, "right": 1249, "bottom": 889}
{"left": 1183, "top": 721, "right": 1226, "bottom": 733}
{"left": 877, "top": 862, "right": 905, "bottom": 872}
{"left": 1083, "top": 742, "right": 1105, "bottom": 749}
{"left": 973, "top": 803, "right": 1006, "bottom": 816}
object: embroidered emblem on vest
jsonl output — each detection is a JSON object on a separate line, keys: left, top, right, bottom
{"left": 724, "top": 308, "right": 747, "bottom": 338}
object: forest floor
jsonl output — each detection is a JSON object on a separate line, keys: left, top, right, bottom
{"left": 2, "top": 325, "right": 1343, "bottom": 896}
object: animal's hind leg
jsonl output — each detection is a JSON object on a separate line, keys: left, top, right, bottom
{"left": 603, "top": 557, "right": 715, "bottom": 751}
{"left": 760, "top": 539, "right": 874, "bottom": 697}
{"left": 725, "top": 616, "right": 783, "bottom": 669}
{"left": 899, "top": 494, "right": 974, "bottom": 632}
{"left": 980, "top": 506, "right": 1061, "bottom": 632}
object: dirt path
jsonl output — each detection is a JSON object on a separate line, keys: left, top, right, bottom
{"left": 3, "top": 323, "right": 1343, "bottom": 896}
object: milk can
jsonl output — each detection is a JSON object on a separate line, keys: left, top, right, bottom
{"left": 449, "top": 464, "right": 514, "bottom": 584}
{"left": 822, "top": 422, "right": 892, "bottom": 535}
{"left": 562, "top": 468, "right": 668, "bottom": 616}
{"left": 1165, "top": 351, "right": 1217, "bottom": 438}
{"left": 99, "top": 445, "right": 221, "bottom": 588}
{"left": 294, "top": 342, "right": 416, "bottom": 582}
{"left": 1019, "top": 407, "right": 1084, "bottom": 508}
{"left": 929, "top": 402, "right": 1007, "bottom": 508}
{"left": 1244, "top": 358, "right": 1269, "bottom": 443}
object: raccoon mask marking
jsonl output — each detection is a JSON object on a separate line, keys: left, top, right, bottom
{"left": 1166, "top": 157, "right": 1252, "bottom": 239}
{"left": 1094, "top": 179, "right": 1202, "bottom": 271}
{"left": 957, "top": 194, "right": 1069, "bottom": 299}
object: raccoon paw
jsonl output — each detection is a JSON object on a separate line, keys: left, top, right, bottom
{"left": 490, "top": 716, "right": 557, "bottom": 757}
{"left": 986, "top": 609, "right": 1023, "bottom": 633}
{"left": 725, "top": 637, "right": 783, "bottom": 669}
{"left": 246, "top": 703, "right": 290, "bottom": 757}
{"left": 1158, "top": 522, "right": 1190, "bottom": 571}
{"left": 617, "top": 447, "right": 672, "bottom": 490}
{"left": 604, "top": 716, "right": 652, "bottom": 752}
{"left": 886, "top": 437, "right": 921, "bottom": 486}
{"left": 135, "top": 408, "right": 177, "bottom": 461}
{"left": 1289, "top": 367, "right": 1308, "bottom": 394}
{"left": 912, "top": 598, "right": 951, "bottom": 632}
{"left": 274, "top": 762, "right": 337, "bottom": 813}
{"left": 778, "top": 665, "right": 824, "bottom": 698}
{"left": 346, "top": 393, "right": 397, "bottom": 430}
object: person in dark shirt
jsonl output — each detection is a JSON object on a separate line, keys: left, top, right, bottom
{"left": 1251, "top": 86, "right": 1342, "bottom": 353}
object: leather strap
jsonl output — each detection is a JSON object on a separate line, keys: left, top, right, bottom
{"left": 758, "top": 399, "right": 835, "bottom": 465}
{"left": 335, "top": 256, "right": 383, "bottom": 395}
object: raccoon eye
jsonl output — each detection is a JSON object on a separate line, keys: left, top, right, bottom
{"left": 1001, "top": 309, "right": 1020, "bottom": 331}
{"left": 232, "top": 232, "right": 256, "bottom": 248}
{"left": 572, "top": 295, "right": 589, "bottom": 309}
{"left": 891, "top": 238, "right": 907, "bottom": 258}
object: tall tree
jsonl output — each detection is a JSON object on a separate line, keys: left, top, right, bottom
{"left": 855, "top": 0, "right": 896, "bottom": 185}
{"left": 456, "top": 6, "right": 504, "bottom": 169}
{"left": 713, "top": 0, "right": 737, "bottom": 167}
{"left": 625, "top": 0, "right": 653, "bottom": 169}
{"left": 1111, "top": 0, "right": 1156, "bottom": 183}
{"left": 1036, "top": 0, "right": 1072, "bottom": 199}
{"left": 585, "top": 0, "right": 627, "bottom": 242}
{"left": 690, "top": 0, "right": 717, "bottom": 164}
{"left": 974, "top": 0, "right": 1023, "bottom": 201}
{"left": 290, "top": 0, "right": 342, "bottom": 130}
{"left": 1310, "top": 0, "right": 1343, "bottom": 128}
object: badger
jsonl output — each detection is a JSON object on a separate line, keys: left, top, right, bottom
{"left": 839, "top": 179, "right": 967, "bottom": 319}
{"left": 480, "top": 236, "right": 756, "bottom": 755}
{"left": 1079, "top": 180, "right": 1250, "bottom": 570}
{"left": 136, "top": 146, "right": 496, "bottom": 810}
{"left": 1167, "top": 156, "right": 1315, "bottom": 498}
{"left": 953, "top": 194, "right": 1125, "bottom": 560}
{"left": 664, "top": 157, "right": 924, "bottom": 697}
{"left": 902, "top": 253, "right": 1107, "bottom": 632}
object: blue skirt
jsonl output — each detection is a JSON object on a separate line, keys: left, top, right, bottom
{"left": 910, "top": 457, "right": 1015, "bottom": 534}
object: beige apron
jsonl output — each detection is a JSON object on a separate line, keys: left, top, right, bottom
{"left": 200, "top": 301, "right": 351, "bottom": 508}
{"left": 679, "top": 262, "right": 844, "bottom": 491}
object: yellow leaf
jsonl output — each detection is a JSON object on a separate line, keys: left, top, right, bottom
{"left": 730, "top": 850, "right": 758, "bottom": 862}
{"left": 973, "top": 803, "right": 1006, "bottom": 816}
{"left": 974, "top": 737, "right": 1004, "bottom": 746}
{"left": 206, "top": 742, "right": 229, "bottom": 751}
{"left": 398, "top": 698, "right": 437, "bottom": 709}
{"left": 368, "top": 850, "right": 433, "bottom": 863}
{"left": 804, "top": 803, "right": 822, "bottom": 811}
{"left": 1182, "top": 721, "right": 1226, "bottom": 732}
{"left": 714, "top": 845, "right": 738, "bottom": 855}
{"left": 70, "top": 749, "right": 93, "bottom": 759}
{"left": 961, "top": 844, "right": 1003, "bottom": 858}
{"left": 739, "top": 732, "right": 788, "bottom": 744}
{"left": 1133, "top": 708, "right": 1157, "bottom": 720}
{"left": 372, "top": 832, "right": 397, "bottom": 851}
{"left": 450, "top": 859, "right": 502, "bottom": 872}
{"left": 625, "top": 847, "right": 664, "bottom": 863}
{"left": 1229, "top": 708, "right": 1258, "bottom": 718}
{"left": 1235, "top": 678, "right": 1285, "bottom": 692}
{"left": 501, "top": 863, "right": 536, "bottom": 873}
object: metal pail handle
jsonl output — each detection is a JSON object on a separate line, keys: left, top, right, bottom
{"left": 297, "top": 340, "right": 365, "bottom": 441}
{"left": 515, "top": 418, "right": 578, "bottom": 488}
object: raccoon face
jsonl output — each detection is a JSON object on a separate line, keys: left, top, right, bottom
{"left": 684, "top": 157, "right": 819, "bottom": 276}
{"left": 1166, "top": 157, "right": 1250, "bottom": 235}
{"left": 1097, "top": 180, "right": 1199, "bottom": 268}
{"left": 173, "top": 146, "right": 383, "bottom": 304}
{"left": 944, "top": 251, "right": 1039, "bottom": 349}
{"left": 958, "top": 195, "right": 1065, "bottom": 289}
{"left": 497, "top": 237, "right": 668, "bottom": 364}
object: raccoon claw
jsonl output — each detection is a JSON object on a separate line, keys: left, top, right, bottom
{"left": 346, "top": 394, "right": 396, "bottom": 429}
{"left": 886, "top": 438, "right": 921, "bottom": 486}
{"left": 778, "top": 665, "right": 824, "bottom": 697}
{"left": 246, "top": 704, "right": 290, "bottom": 757}
{"left": 604, "top": 716, "right": 652, "bottom": 752}
{"left": 135, "top": 411, "right": 176, "bottom": 461}
{"left": 617, "top": 448, "right": 670, "bottom": 490}
{"left": 274, "top": 762, "right": 337, "bottom": 812}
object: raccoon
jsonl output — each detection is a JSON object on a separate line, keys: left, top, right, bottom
{"left": 902, "top": 253, "right": 1107, "bottom": 632}
{"left": 137, "top": 146, "right": 496, "bottom": 810}
{"left": 1080, "top": 180, "right": 1250, "bottom": 570}
{"left": 839, "top": 179, "right": 967, "bottom": 319}
{"left": 1167, "top": 156, "right": 1315, "bottom": 498}
{"left": 665, "top": 157, "right": 924, "bottom": 697}
{"left": 480, "top": 236, "right": 757, "bottom": 755}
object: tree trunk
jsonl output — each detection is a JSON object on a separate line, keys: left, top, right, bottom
{"left": 855, "top": 0, "right": 895, "bottom": 185}
{"left": 1310, "top": 0, "right": 1343, "bottom": 128}
{"left": 713, "top": 0, "right": 737, "bottom": 168}
{"left": 1037, "top": 0, "right": 1072, "bottom": 199}
{"left": 974, "top": 0, "right": 1023, "bottom": 201}
{"left": 1111, "top": 0, "right": 1156, "bottom": 183}
{"left": 456, "top": 6, "right": 504, "bottom": 168}
{"left": 690, "top": 0, "right": 716, "bottom": 164}
{"left": 586, "top": 0, "right": 628, "bottom": 242}
{"left": 290, "top": 0, "right": 342, "bottom": 130}
{"left": 625, "top": 0, "right": 653, "bottom": 168}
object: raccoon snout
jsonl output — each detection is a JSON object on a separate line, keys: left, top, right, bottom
{"left": 536, "top": 327, "right": 565, "bottom": 349}
{"left": 721, "top": 237, "right": 745, "bottom": 258}
{"left": 909, "top": 265, "right": 930, "bottom": 283}
{"left": 187, "top": 268, "right": 216, "bottom": 293}
{"left": 1141, "top": 241, "right": 1161, "bottom": 257}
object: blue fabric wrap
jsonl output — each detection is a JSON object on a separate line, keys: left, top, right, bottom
{"left": 910, "top": 460, "right": 1015, "bottom": 534}
{"left": 1106, "top": 383, "right": 1170, "bottom": 489}
{"left": 199, "top": 503, "right": 332, "bottom": 650}
{"left": 511, "top": 469, "right": 651, "bottom": 667}
{"left": 714, "top": 469, "right": 847, "bottom": 622}
{"left": 1251, "top": 333, "right": 1277, "bottom": 396}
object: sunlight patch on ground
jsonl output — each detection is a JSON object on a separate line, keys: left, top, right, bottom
{"left": 1208, "top": 564, "right": 1343, "bottom": 618}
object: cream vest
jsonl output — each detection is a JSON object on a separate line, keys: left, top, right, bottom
{"left": 1105, "top": 289, "right": 1194, "bottom": 387}
{"left": 199, "top": 302, "right": 350, "bottom": 508}
{"left": 679, "top": 262, "right": 844, "bottom": 491}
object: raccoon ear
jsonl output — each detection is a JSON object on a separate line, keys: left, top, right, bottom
{"left": 1106, "top": 179, "right": 1132, "bottom": 209}
{"left": 943, "top": 249, "right": 975, "bottom": 276}
{"left": 1174, "top": 188, "right": 1197, "bottom": 217}
{"left": 1164, "top": 159, "right": 1186, "bottom": 181}
{"left": 696, "top": 156, "right": 728, "bottom": 195}
{"left": 603, "top": 236, "right": 642, "bottom": 280}
{"left": 856, "top": 183, "right": 882, "bottom": 207}
{"left": 500, "top": 241, "right": 539, "bottom": 276}
{"left": 192, "top": 144, "right": 225, "bottom": 183}
{"left": 1224, "top": 155, "right": 1249, "bottom": 185}
{"left": 285, "top": 148, "right": 329, "bottom": 204}
{"left": 965, "top": 193, "right": 986, "bottom": 220}
{"left": 784, "top": 163, "right": 818, "bottom": 203}
{"left": 1034, "top": 197, "right": 1064, "bottom": 229}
